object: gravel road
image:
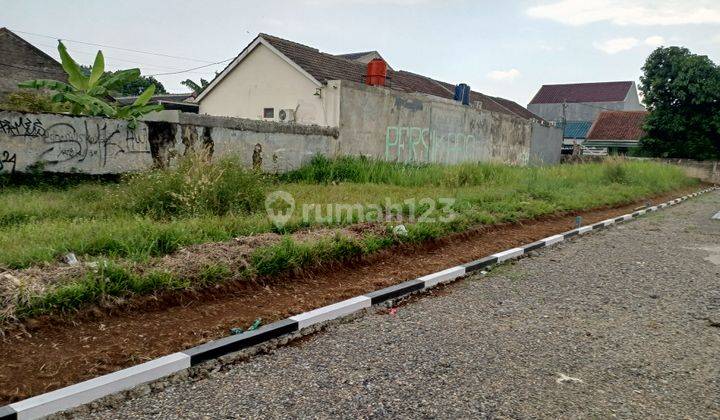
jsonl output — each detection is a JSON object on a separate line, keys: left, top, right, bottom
{"left": 83, "top": 192, "right": 720, "bottom": 419}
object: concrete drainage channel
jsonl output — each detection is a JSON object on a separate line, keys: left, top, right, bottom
{"left": 0, "top": 187, "right": 716, "bottom": 420}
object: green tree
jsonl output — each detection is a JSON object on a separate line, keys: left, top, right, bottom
{"left": 80, "top": 65, "right": 167, "bottom": 96}
{"left": 639, "top": 46, "right": 720, "bottom": 160}
{"left": 19, "top": 41, "right": 163, "bottom": 128}
{"left": 181, "top": 78, "right": 210, "bottom": 94}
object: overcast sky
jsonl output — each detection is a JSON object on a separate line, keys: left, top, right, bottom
{"left": 2, "top": 0, "right": 720, "bottom": 105}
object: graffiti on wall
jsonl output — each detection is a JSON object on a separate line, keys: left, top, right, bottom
{"left": 385, "top": 126, "right": 480, "bottom": 163}
{"left": 0, "top": 115, "right": 150, "bottom": 171}
{"left": 0, "top": 116, "right": 46, "bottom": 138}
{"left": 0, "top": 151, "right": 17, "bottom": 172}
{"left": 40, "top": 121, "right": 149, "bottom": 167}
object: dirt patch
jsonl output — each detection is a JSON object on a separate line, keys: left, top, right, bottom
{"left": 0, "top": 187, "right": 703, "bottom": 404}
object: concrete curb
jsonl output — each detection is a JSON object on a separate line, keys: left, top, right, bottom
{"left": 1, "top": 187, "right": 716, "bottom": 419}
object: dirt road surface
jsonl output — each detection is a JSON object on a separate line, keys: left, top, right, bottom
{"left": 83, "top": 192, "right": 720, "bottom": 418}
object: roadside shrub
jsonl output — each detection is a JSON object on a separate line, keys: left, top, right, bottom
{"left": 603, "top": 159, "right": 629, "bottom": 184}
{"left": 121, "top": 152, "right": 266, "bottom": 218}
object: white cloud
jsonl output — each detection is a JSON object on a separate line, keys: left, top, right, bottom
{"left": 644, "top": 35, "right": 665, "bottom": 46}
{"left": 538, "top": 43, "right": 565, "bottom": 52}
{"left": 487, "top": 68, "right": 520, "bottom": 81}
{"left": 593, "top": 37, "right": 639, "bottom": 54}
{"left": 304, "top": 0, "right": 431, "bottom": 5}
{"left": 527, "top": 0, "right": 720, "bottom": 26}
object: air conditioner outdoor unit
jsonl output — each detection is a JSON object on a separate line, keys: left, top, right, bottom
{"left": 278, "top": 109, "right": 296, "bottom": 123}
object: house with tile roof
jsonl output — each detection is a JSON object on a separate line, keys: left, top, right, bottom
{"left": 528, "top": 81, "right": 644, "bottom": 123}
{"left": 194, "top": 33, "right": 562, "bottom": 166}
{"left": 0, "top": 28, "right": 67, "bottom": 100}
{"left": 527, "top": 81, "right": 644, "bottom": 154}
{"left": 583, "top": 110, "right": 648, "bottom": 155}
{"left": 196, "top": 33, "right": 542, "bottom": 126}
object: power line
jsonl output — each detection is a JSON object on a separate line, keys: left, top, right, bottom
{"left": 146, "top": 59, "right": 232, "bottom": 77}
{"left": 18, "top": 43, "right": 218, "bottom": 75}
{"left": 10, "top": 28, "right": 220, "bottom": 64}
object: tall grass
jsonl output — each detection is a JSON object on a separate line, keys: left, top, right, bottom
{"left": 0, "top": 156, "right": 696, "bottom": 269}
{"left": 121, "top": 152, "right": 265, "bottom": 218}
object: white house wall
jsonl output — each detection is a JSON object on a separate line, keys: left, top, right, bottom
{"left": 198, "top": 44, "right": 334, "bottom": 126}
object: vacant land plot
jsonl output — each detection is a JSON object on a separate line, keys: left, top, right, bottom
{"left": 0, "top": 157, "right": 696, "bottom": 323}
{"left": 82, "top": 191, "right": 720, "bottom": 419}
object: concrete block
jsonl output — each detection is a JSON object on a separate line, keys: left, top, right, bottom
{"left": 493, "top": 247, "right": 524, "bottom": 262}
{"left": 542, "top": 234, "right": 564, "bottom": 246}
{"left": 577, "top": 226, "right": 593, "bottom": 234}
{"left": 365, "top": 279, "right": 424, "bottom": 304}
{"left": 563, "top": 229, "right": 579, "bottom": 239}
{"left": 419, "top": 266, "right": 466, "bottom": 288}
{"left": 183, "top": 319, "right": 298, "bottom": 365}
{"left": 522, "top": 240, "right": 546, "bottom": 252}
{"left": 290, "top": 296, "right": 371, "bottom": 329}
{"left": 463, "top": 256, "right": 498, "bottom": 273}
{"left": 10, "top": 353, "right": 190, "bottom": 419}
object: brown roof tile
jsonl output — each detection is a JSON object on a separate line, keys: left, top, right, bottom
{"left": 586, "top": 111, "right": 648, "bottom": 141}
{"left": 257, "top": 33, "right": 537, "bottom": 120}
{"left": 529, "top": 81, "right": 633, "bottom": 104}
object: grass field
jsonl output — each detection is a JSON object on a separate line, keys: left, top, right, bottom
{"left": 0, "top": 155, "right": 695, "bottom": 269}
{"left": 0, "top": 155, "right": 697, "bottom": 320}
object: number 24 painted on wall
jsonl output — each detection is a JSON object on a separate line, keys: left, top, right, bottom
{"left": 0, "top": 151, "right": 17, "bottom": 172}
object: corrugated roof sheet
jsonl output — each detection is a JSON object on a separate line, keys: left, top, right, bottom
{"left": 586, "top": 111, "right": 648, "bottom": 141}
{"left": 529, "top": 81, "right": 633, "bottom": 104}
{"left": 563, "top": 121, "right": 592, "bottom": 139}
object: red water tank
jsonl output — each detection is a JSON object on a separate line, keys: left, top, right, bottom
{"left": 366, "top": 59, "right": 387, "bottom": 86}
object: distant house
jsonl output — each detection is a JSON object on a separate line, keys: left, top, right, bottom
{"left": 0, "top": 28, "right": 67, "bottom": 100}
{"left": 527, "top": 81, "right": 645, "bottom": 153}
{"left": 584, "top": 110, "right": 648, "bottom": 155}
{"left": 195, "top": 33, "right": 542, "bottom": 126}
{"left": 335, "top": 51, "right": 393, "bottom": 69}
{"left": 116, "top": 93, "right": 198, "bottom": 113}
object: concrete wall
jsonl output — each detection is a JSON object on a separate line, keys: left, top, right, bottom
{"left": 642, "top": 158, "right": 720, "bottom": 184}
{"left": 529, "top": 122, "right": 563, "bottom": 165}
{"left": 1, "top": 92, "right": 560, "bottom": 175}
{"left": 0, "top": 110, "right": 338, "bottom": 174}
{"left": 336, "top": 80, "right": 560, "bottom": 165}
{"left": 0, "top": 111, "right": 153, "bottom": 174}
{"left": 197, "top": 44, "right": 340, "bottom": 126}
{"left": 171, "top": 113, "right": 338, "bottom": 173}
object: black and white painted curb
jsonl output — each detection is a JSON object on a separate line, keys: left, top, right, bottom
{"left": 1, "top": 187, "right": 716, "bottom": 419}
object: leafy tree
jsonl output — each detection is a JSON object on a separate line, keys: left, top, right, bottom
{"left": 80, "top": 65, "right": 167, "bottom": 96}
{"left": 639, "top": 46, "right": 720, "bottom": 160}
{"left": 19, "top": 41, "right": 162, "bottom": 128}
{"left": 181, "top": 78, "right": 210, "bottom": 94}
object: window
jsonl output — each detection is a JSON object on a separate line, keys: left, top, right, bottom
{"left": 263, "top": 108, "right": 274, "bottom": 119}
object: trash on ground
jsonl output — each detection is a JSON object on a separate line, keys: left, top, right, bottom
{"left": 63, "top": 253, "right": 79, "bottom": 266}
{"left": 393, "top": 224, "right": 408, "bottom": 236}
{"left": 556, "top": 373, "right": 584, "bottom": 384}
{"left": 230, "top": 318, "right": 263, "bottom": 335}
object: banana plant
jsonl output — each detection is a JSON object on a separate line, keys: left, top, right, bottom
{"left": 19, "top": 41, "right": 163, "bottom": 127}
